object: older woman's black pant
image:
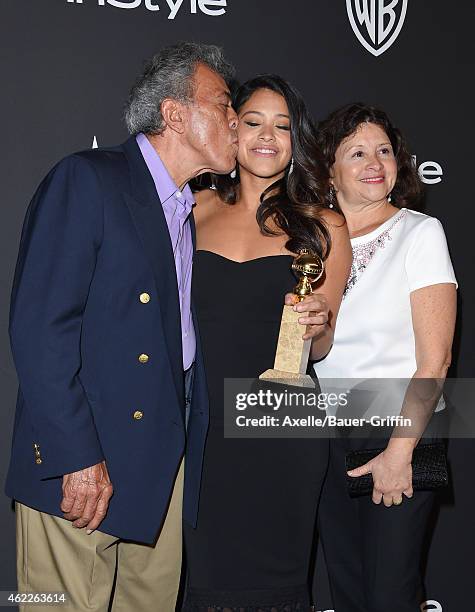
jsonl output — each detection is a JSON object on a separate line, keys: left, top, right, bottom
{"left": 318, "top": 438, "right": 435, "bottom": 612}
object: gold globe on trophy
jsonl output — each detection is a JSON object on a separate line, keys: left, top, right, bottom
{"left": 260, "top": 249, "right": 324, "bottom": 388}
{"left": 292, "top": 249, "right": 324, "bottom": 301}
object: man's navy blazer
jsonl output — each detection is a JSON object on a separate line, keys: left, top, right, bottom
{"left": 5, "top": 137, "right": 209, "bottom": 544}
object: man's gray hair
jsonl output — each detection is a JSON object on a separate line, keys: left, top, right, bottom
{"left": 124, "top": 41, "right": 235, "bottom": 136}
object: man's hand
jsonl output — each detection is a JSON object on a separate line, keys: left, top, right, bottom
{"left": 61, "top": 461, "right": 113, "bottom": 533}
{"left": 284, "top": 292, "right": 329, "bottom": 340}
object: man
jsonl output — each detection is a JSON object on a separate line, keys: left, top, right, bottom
{"left": 6, "top": 42, "right": 238, "bottom": 611}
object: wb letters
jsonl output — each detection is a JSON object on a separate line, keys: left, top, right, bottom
{"left": 353, "top": 0, "right": 401, "bottom": 45}
{"left": 347, "top": 0, "right": 408, "bottom": 56}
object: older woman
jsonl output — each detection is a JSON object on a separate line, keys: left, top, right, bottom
{"left": 313, "top": 103, "right": 457, "bottom": 612}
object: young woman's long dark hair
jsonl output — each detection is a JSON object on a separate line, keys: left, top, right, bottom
{"left": 214, "top": 75, "right": 332, "bottom": 260}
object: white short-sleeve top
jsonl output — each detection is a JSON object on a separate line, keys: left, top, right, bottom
{"left": 314, "top": 208, "right": 457, "bottom": 383}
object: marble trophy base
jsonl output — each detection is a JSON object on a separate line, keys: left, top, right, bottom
{"left": 259, "top": 304, "right": 316, "bottom": 388}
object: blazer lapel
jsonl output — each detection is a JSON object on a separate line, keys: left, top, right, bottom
{"left": 122, "top": 137, "right": 184, "bottom": 407}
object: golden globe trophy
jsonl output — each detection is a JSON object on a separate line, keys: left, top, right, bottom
{"left": 259, "top": 249, "right": 324, "bottom": 388}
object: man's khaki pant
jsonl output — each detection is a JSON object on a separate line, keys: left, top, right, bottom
{"left": 16, "top": 461, "right": 184, "bottom": 612}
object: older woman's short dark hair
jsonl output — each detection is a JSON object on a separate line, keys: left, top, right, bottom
{"left": 124, "top": 41, "right": 235, "bottom": 136}
{"left": 317, "top": 103, "right": 423, "bottom": 210}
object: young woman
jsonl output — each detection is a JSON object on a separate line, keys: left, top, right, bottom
{"left": 183, "top": 76, "right": 351, "bottom": 611}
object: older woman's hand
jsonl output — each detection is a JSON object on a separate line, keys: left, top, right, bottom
{"left": 347, "top": 448, "right": 414, "bottom": 507}
{"left": 284, "top": 292, "right": 329, "bottom": 340}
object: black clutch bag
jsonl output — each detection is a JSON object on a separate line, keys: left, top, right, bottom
{"left": 345, "top": 442, "right": 449, "bottom": 497}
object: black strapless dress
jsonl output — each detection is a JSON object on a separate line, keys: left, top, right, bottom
{"left": 183, "top": 251, "right": 329, "bottom": 612}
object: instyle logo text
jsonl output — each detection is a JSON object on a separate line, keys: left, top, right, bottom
{"left": 66, "top": 0, "right": 227, "bottom": 20}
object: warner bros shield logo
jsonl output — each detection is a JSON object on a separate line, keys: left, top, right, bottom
{"left": 346, "top": 0, "right": 409, "bottom": 56}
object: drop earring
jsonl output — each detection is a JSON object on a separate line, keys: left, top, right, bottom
{"left": 328, "top": 185, "right": 336, "bottom": 209}
{"left": 230, "top": 168, "right": 237, "bottom": 179}
{"left": 388, "top": 193, "right": 392, "bottom": 203}
{"left": 288, "top": 158, "right": 294, "bottom": 175}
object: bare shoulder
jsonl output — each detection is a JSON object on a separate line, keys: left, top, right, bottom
{"left": 319, "top": 208, "right": 351, "bottom": 271}
{"left": 319, "top": 208, "right": 349, "bottom": 239}
{"left": 319, "top": 208, "right": 346, "bottom": 228}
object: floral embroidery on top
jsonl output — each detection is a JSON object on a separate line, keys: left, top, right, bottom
{"left": 344, "top": 209, "right": 407, "bottom": 297}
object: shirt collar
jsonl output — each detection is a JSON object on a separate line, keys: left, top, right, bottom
{"left": 136, "top": 133, "right": 194, "bottom": 210}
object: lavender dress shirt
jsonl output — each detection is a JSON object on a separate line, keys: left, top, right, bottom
{"left": 136, "top": 133, "right": 196, "bottom": 370}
